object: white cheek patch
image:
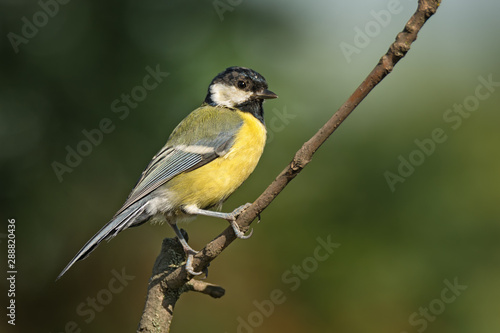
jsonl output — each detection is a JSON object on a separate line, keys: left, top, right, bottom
{"left": 210, "top": 83, "right": 252, "bottom": 108}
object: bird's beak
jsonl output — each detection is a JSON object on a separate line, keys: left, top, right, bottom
{"left": 255, "top": 89, "right": 278, "bottom": 100}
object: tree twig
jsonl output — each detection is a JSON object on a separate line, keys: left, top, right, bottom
{"left": 137, "top": 1, "right": 442, "bottom": 331}
{"left": 183, "top": 280, "right": 225, "bottom": 298}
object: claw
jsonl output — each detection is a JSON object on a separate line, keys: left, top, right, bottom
{"left": 229, "top": 218, "right": 253, "bottom": 239}
{"left": 185, "top": 252, "right": 203, "bottom": 276}
{"left": 201, "top": 263, "right": 210, "bottom": 279}
{"left": 240, "top": 227, "right": 253, "bottom": 239}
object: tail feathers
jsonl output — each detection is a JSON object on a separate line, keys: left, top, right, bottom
{"left": 56, "top": 200, "right": 150, "bottom": 280}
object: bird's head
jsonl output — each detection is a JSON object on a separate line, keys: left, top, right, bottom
{"left": 205, "top": 67, "right": 277, "bottom": 112}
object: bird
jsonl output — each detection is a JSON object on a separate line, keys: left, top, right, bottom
{"left": 57, "top": 66, "right": 277, "bottom": 279}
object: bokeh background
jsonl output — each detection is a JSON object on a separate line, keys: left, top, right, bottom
{"left": 2, "top": 0, "right": 500, "bottom": 332}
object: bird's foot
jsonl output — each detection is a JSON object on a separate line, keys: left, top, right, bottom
{"left": 228, "top": 203, "right": 253, "bottom": 239}
{"left": 172, "top": 226, "right": 207, "bottom": 276}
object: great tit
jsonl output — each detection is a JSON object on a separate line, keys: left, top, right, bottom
{"left": 57, "top": 66, "right": 277, "bottom": 278}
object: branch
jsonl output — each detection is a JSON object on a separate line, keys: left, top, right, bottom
{"left": 137, "top": 237, "right": 183, "bottom": 332}
{"left": 137, "top": 232, "right": 226, "bottom": 332}
{"left": 138, "top": 1, "right": 441, "bottom": 331}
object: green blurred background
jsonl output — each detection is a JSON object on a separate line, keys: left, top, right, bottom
{"left": 2, "top": 0, "right": 500, "bottom": 332}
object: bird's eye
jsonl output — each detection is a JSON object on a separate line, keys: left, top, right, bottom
{"left": 237, "top": 80, "right": 247, "bottom": 89}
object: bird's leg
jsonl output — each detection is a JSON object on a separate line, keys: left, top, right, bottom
{"left": 182, "top": 203, "right": 253, "bottom": 239}
{"left": 169, "top": 223, "right": 203, "bottom": 276}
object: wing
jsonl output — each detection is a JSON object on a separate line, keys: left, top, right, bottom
{"left": 114, "top": 105, "right": 243, "bottom": 217}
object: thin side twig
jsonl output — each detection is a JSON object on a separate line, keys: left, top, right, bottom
{"left": 183, "top": 280, "right": 225, "bottom": 298}
{"left": 137, "top": 1, "right": 442, "bottom": 332}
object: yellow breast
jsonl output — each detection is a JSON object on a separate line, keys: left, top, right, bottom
{"left": 166, "top": 110, "right": 266, "bottom": 209}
